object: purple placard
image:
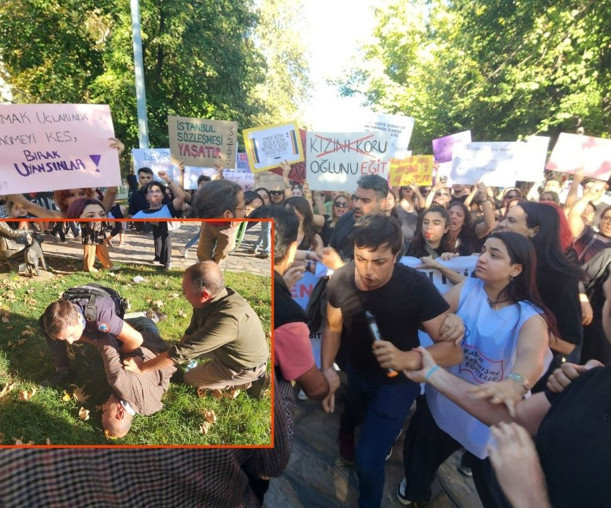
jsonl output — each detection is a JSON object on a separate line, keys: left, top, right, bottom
{"left": 432, "top": 130, "right": 472, "bottom": 163}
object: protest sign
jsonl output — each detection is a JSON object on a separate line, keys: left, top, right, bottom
{"left": 268, "top": 129, "right": 307, "bottom": 183}
{"left": 432, "top": 130, "right": 472, "bottom": 163}
{"left": 168, "top": 115, "right": 238, "bottom": 168}
{"left": 254, "top": 171, "right": 285, "bottom": 191}
{"left": 236, "top": 152, "right": 251, "bottom": 172}
{"left": 450, "top": 142, "right": 522, "bottom": 187}
{"left": 0, "top": 103, "right": 120, "bottom": 194}
{"left": 132, "top": 148, "right": 179, "bottom": 182}
{"left": 182, "top": 166, "right": 217, "bottom": 190}
{"left": 546, "top": 133, "right": 611, "bottom": 181}
{"left": 358, "top": 112, "right": 415, "bottom": 158}
{"left": 223, "top": 170, "right": 255, "bottom": 191}
{"left": 306, "top": 131, "right": 393, "bottom": 192}
{"left": 243, "top": 121, "right": 304, "bottom": 172}
{"left": 389, "top": 155, "right": 434, "bottom": 187}
{"left": 514, "top": 136, "right": 550, "bottom": 182}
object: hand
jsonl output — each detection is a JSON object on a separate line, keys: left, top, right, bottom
{"left": 283, "top": 265, "right": 305, "bottom": 288}
{"left": 280, "top": 160, "right": 291, "bottom": 178}
{"left": 123, "top": 356, "right": 144, "bottom": 374}
{"left": 580, "top": 296, "right": 593, "bottom": 326}
{"left": 546, "top": 360, "right": 602, "bottom": 393}
{"left": 418, "top": 255, "right": 441, "bottom": 270}
{"left": 322, "top": 367, "right": 340, "bottom": 395}
{"left": 178, "top": 161, "right": 185, "bottom": 172}
{"left": 488, "top": 423, "right": 551, "bottom": 508}
{"left": 157, "top": 170, "right": 171, "bottom": 183}
{"left": 321, "top": 392, "right": 335, "bottom": 413}
{"left": 321, "top": 247, "right": 344, "bottom": 271}
{"left": 475, "top": 181, "right": 488, "bottom": 200}
{"left": 438, "top": 313, "right": 465, "bottom": 345}
{"left": 109, "top": 137, "right": 124, "bottom": 155}
{"left": 469, "top": 378, "right": 525, "bottom": 417}
{"left": 372, "top": 340, "right": 409, "bottom": 371}
{"left": 403, "top": 346, "right": 439, "bottom": 383}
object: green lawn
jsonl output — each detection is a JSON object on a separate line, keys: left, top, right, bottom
{"left": 0, "top": 254, "right": 272, "bottom": 446}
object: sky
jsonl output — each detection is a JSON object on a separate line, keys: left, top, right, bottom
{"left": 301, "top": 0, "right": 377, "bottom": 130}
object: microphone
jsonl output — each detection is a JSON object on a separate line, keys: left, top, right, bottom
{"left": 365, "top": 310, "right": 398, "bottom": 378}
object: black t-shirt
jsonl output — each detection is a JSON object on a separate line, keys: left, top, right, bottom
{"left": 329, "top": 211, "right": 356, "bottom": 260}
{"left": 327, "top": 262, "right": 449, "bottom": 383}
{"left": 539, "top": 366, "right": 611, "bottom": 507}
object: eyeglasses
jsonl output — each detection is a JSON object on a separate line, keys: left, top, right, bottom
{"left": 147, "top": 189, "right": 162, "bottom": 194}
{"left": 435, "top": 192, "right": 450, "bottom": 197}
{"left": 505, "top": 194, "right": 520, "bottom": 199}
{"left": 333, "top": 202, "right": 348, "bottom": 208}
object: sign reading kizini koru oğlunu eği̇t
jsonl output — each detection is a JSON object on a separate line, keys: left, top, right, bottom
{"left": 168, "top": 115, "right": 238, "bottom": 168}
{"left": 243, "top": 121, "right": 304, "bottom": 172}
{"left": 306, "top": 131, "right": 393, "bottom": 192}
{"left": 0, "top": 104, "right": 120, "bottom": 194}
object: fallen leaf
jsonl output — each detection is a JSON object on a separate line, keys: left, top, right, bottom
{"left": 17, "top": 339, "right": 27, "bottom": 346}
{"left": 18, "top": 388, "right": 36, "bottom": 401}
{"left": 177, "top": 308, "right": 186, "bottom": 318}
{"left": 1, "top": 315, "right": 9, "bottom": 323}
{"left": 157, "top": 312, "right": 167, "bottom": 322}
{"left": 78, "top": 407, "right": 90, "bottom": 421}
{"left": 14, "top": 438, "right": 35, "bottom": 445}
{"left": 62, "top": 391, "right": 71, "bottom": 402}
{"left": 7, "top": 341, "right": 14, "bottom": 348}
{"left": 167, "top": 293, "right": 180, "bottom": 300}
{"left": 202, "top": 409, "right": 217, "bottom": 424}
{"left": 211, "top": 389, "right": 223, "bottom": 401}
{"left": 150, "top": 300, "right": 165, "bottom": 309}
{"left": 0, "top": 383, "right": 15, "bottom": 398}
{"left": 24, "top": 298, "right": 37, "bottom": 306}
{"left": 200, "top": 422, "right": 212, "bottom": 434}
{"left": 26, "top": 289, "right": 35, "bottom": 294}
{"left": 45, "top": 438, "right": 51, "bottom": 445}
{"left": 223, "top": 388, "right": 240, "bottom": 400}
{"left": 71, "top": 385, "right": 91, "bottom": 404}
{"left": 20, "top": 329, "right": 35, "bottom": 337}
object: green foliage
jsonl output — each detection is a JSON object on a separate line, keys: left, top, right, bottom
{"left": 339, "top": 0, "right": 610, "bottom": 152}
{"left": 0, "top": 263, "right": 271, "bottom": 446}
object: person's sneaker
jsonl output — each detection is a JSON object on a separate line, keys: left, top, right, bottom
{"left": 337, "top": 428, "right": 355, "bottom": 465}
{"left": 397, "top": 478, "right": 413, "bottom": 506}
{"left": 178, "top": 247, "right": 187, "bottom": 258}
{"left": 247, "top": 372, "right": 271, "bottom": 399}
{"left": 246, "top": 247, "right": 258, "bottom": 254}
{"left": 457, "top": 451, "right": 473, "bottom": 477}
{"left": 108, "top": 264, "right": 122, "bottom": 271}
{"left": 297, "top": 388, "right": 308, "bottom": 401}
{"left": 255, "top": 252, "right": 270, "bottom": 259}
{"left": 163, "top": 262, "right": 172, "bottom": 271}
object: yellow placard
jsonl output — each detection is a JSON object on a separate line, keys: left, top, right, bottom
{"left": 389, "top": 155, "right": 434, "bottom": 187}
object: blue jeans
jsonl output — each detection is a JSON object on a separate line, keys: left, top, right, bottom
{"left": 342, "top": 367, "right": 420, "bottom": 508}
{"left": 254, "top": 221, "right": 270, "bottom": 253}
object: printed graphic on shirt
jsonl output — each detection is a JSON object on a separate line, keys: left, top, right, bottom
{"left": 459, "top": 344, "right": 505, "bottom": 383}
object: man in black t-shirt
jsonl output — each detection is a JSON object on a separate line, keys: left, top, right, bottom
{"left": 321, "top": 214, "right": 463, "bottom": 508}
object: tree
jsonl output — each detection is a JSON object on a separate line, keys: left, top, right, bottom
{"left": 338, "top": 0, "right": 610, "bottom": 153}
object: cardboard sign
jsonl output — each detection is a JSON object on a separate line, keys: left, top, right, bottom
{"left": 243, "top": 121, "right": 304, "bottom": 172}
{"left": 168, "top": 115, "right": 238, "bottom": 168}
{"left": 358, "top": 112, "right": 415, "bottom": 158}
{"left": 432, "top": 130, "right": 472, "bottom": 163}
{"left": 514, "top": 136, "right": 550, "bottom": 182}
{"left": 0, "top": 103, "right": 120, "bottom": 194}
{"left": 389, "top": 155, "right": 434, "bottom": 187}
{"left": 132, "top": 148, "right": 179, "bottom": 182}
{"left": 305, "top": 131, "right": 393, "bottom": 192}
{"left": 450, "top": 142, "right": 522, "bottom": 187}
{"left": 254, "top": 171, "right": 285, "bottom": 191}
{"left": 546, "top": 133, "right": 611, "bottom": 181}
{"left": 268, "top": 128, "right": 307, "bottom": 183}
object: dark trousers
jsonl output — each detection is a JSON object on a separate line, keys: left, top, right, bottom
{"left": 152, "top": 223, "right": 171, "bottom": 265}
{"left": 402, "top": 396, "right": 512, "bottom": 508}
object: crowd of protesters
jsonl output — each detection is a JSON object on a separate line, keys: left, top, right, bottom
{"left": 2, "top": 149, "right": 611, "bottom": 508}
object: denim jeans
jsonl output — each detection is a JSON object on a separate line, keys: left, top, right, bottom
{"left": 254, "top": 221, "right": 271, "bottom": 253}
{"left": 342, "top": 367, "right": 420, "bottom": 508}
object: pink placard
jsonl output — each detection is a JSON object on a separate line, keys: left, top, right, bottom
{"left": 0, "top": 104, "right": 120, "bottom": 194}
{"left": 546, "top": 133, "right": 611, "bottom": 181}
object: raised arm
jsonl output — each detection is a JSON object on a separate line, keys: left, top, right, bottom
{"left": 158, "top": 170, "right": 187, "bottom": 211}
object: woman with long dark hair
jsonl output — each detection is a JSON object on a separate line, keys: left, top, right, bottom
{"left": 499, "top": 201, "right": 582, "bottom": 374}
{"left": 380, "top": 231, "right": 554, "bottom": 507}
{"left": 406, "top": 207, "right": 455, "bottom": 258}
{"left": 284, "top": 196, "right": 323, "bottom": 271}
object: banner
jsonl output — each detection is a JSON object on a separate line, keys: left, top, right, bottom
{"left": 306, "top": 131, "right": 393, "bottom": 192}
{"left": 168, "top": 115, "right": 238, "bottom": 168}
{"left": 132, "top": 148, "right": 179, "bottom": 182}
{"left": 358, "top": 112, "right": 415, "bottom": 158}
{"left": 450, "top": 142, "right": 523, "bottom": 187}
{"left": 0, "top": 103, "right": 120, "bottom": 194}
{"left": 514, "top": 136, "right": 550, "bottom": 182}
{"left": 243, "top": 121, "right": 304, "bottom": 172}
{"left": 546, "top": 133, "right": 611, "bottom": 181}
{"left": 432, "top": 130, "right": 472, "bottom": 163}
{"left": 389, "top": 155, "right": 434, "bottom": 187}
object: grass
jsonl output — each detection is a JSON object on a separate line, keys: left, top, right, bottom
{"left": 0, "top": 252, "right": 272, "bottom": 447}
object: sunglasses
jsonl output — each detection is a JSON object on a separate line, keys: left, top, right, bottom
{"left": 270, "top": 191, "right": 284, "bottom": 196}
{"left": 435, "top": 192, "right": 450, "bottom": 197}
{"left": 333, "top": 202, "right": 348, "bottom": 208}
{"left": 505, "top": 194, "right": 520, "bottom": 199}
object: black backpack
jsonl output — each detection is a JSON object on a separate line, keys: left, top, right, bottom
{"left": 62, "top": 284, "right": 128, "bottom": 321}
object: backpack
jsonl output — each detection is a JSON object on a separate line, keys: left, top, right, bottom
{"left": 62, "top": 284, "right": 128, "bottom": 321}
{"left": 305, "top": 277, "right": 329, "bottom": 334}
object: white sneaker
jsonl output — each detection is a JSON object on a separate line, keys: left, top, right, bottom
{"left": 397, "top": 478, "right": 412, "bottom": 506}
{"left": 297, "top": 389, "right": 308, "bottom": 401}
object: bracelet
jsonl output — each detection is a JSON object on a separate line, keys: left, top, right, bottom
{"left": 507, "top": 372, "right": 532, "bottom": 391}
{"left": 305, "top": 250, "right": 311, "bottom": 260}
{"left": 425, "top": 365, "right": 440, "bottom": 381}
{"left": 306, "top": 260, "right": 312, "bottom": 272}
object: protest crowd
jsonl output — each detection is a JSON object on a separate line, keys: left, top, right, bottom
{"left": 1, "top": 114, "right": 611, "bottom": 508}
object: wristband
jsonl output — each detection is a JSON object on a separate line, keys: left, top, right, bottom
{"left": 507, "top": 372, "right": 531, "bottom": 391}
{"left": 425, "top": 365, "right": 440, "bottom": 381}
